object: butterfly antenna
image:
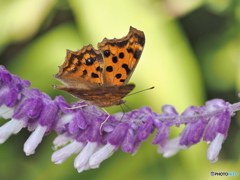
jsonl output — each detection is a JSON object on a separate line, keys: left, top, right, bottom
{"left": 123, "top": 103, "right": 143, "bottom": 122}
{"left": 125, "top": 86, "right": 154, "bottom": 97}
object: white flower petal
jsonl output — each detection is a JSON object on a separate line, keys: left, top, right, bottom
{"left": 55, "top": 114, "right": 74, "bottom": 129}
{"left": 89, "top": 143, "right": 115, "bottom": 169}
{"left": 24, "top": 125, "right": 47, "bottom": 156}
{"left": 77, "top": 164, "right": 91, "bottom": 173}
{"left": 74, "top": 142, "right": 98, "bottom": 170}
{"left": 0, "top": 119, "right": 24, "bottom": 143}
{"left": 53, "top": 133, "right": 74, "bottom": 149}
{"left": 207, "top": 133, "right": 224, "bottom": 163}
{"left": 158, "top": 137, "right": 188, "bottom": 158}
{"left": 0, "top": 105, "right": 14, "bottom": 119}
{"left": 52, "top": 141, "right": 84, "bottom": 164}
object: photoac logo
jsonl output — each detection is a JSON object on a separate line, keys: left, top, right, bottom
{"left": 210, "top": 171, "right": 238, "bottom": 176}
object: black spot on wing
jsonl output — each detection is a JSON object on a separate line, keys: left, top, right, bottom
{"left": 115, "top": 73, "right": 122, "bottom": 79}
{"left": 112, "top": 56, "right": 118, "bottom": 63}
{"left": 76, "top": 61, "right": 81, "bottom": 66}
{"left": 81, "top": 69, "right": 87, "bottom": 78}
{"left": 84, "top": 57, "right": 96, "bottom": 66}
{"left": 133, "top": 50, "right": 142, "bottom": 60}
{"left": 96, "top": 66, "right": 103, "bottom": 72}
{"left": 104, "top": 50, "right": 110, "bottom": 57}
{"left": 91, "top": 72, "right": 99, "bottom": 78}
{"left": 119, "top": 52, "right": 124, "bottom": 59}
{"left": 135, "top": 34, "right": 145, "bottom": 47}
{"left": 106, "top": 66, "right": 113, "bottom": 72}
{"left": 106, "top": 40, "right": 128, "bottom": 48}
{"left": 127, "top": 48, "right": 133, "bottom": 53}
{"left": 121, "top": 64, "right": 130, "bottom": 75}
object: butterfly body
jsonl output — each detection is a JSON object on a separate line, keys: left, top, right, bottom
{"left": 54, "top": 27, "right": 145, "bottom": 107}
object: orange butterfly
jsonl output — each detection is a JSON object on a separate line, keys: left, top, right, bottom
{"left": 54, "top": 26, "right": 145, "bottom": 108}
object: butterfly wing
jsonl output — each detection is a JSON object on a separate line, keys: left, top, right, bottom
{"left": 53, "top": 84, "right": 135, "bottom": 107}
{"left": 54, "top": 27, "right": 144, "bottom": 107}
{"left": 54, "top": 45, "right": 104, "bottom": 89}
{"left": 98, "top": 26, "right": 145, "bottom": 86}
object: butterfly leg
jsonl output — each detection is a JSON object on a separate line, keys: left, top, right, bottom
{"left": 99, "top": 108, "right": 110, "bottom": 134}
{"left": 65, "top": 104, "right": 89, "bottom": 109}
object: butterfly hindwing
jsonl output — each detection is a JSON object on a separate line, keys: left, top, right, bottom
{"left": 53, "top": 84, "right": 135, "bottom": 107}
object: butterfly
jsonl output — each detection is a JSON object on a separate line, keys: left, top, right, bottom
{"left": 54, "top": 26, "right": 145, "bottom": 108}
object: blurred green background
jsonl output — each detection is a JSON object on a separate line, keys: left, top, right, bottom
{"left": 0, "top": 0, "right": 240, "bottom": 179}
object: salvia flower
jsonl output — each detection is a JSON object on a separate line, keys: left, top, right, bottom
{"left": 0, "top": 65, "right": 238, "bottom": 173}
{"left": 0, "top": 65, "right": 61, "bottom": 156}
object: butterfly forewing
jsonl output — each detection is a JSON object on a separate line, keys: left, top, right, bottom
{"left": 98, "top": 26, "right": 145, "bottom": 86}
{"left": 54, "top": 45, "right": 104, "bottom": 89}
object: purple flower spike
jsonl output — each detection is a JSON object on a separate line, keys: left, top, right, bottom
{"left": 216, "top": 110, "right": 231, "bottom": 137}
{"left": 27, "top": 98, "right": 44, "bottom": 119}
{"left": 179, "top": 119, "right": 207, "bottom": 146}
{"left": 73, "top": 119, "right": 103, "bottom": 172}
{"left": 121, "top": 128, "right": 135, "bottom": 153}
{"left": 1, "top": 65, "right": 240, "bottom": 173}
{"left": 137, "top": 116, "right": 154, "bottom": 140}
{"left": 69, "top": 111, "right": 88, "bottom": 132}
{"left": 158, "top": 105, "right": 179, "bottom": 126}
{"left": 179, "top": 106, "right": 207, "bottom": 146}
{"left": 0, "top": 70, "right": 12, "bottom": 84}
{"left": 0, "top": 67, "right": 61, "bottom": 156}
{"left": 203, "top": 102, "right": 231, "bottom": 163}
{"left": 203, "top": 110, "right": 231, "bottom": 142}
{"left": 152, "top": 105, "right": 178, "bottom": 147}
{"left": 205, "top": 99, "right": 228, "bottom": 112}
{"left": 108, "top": 122, "right": 131, "bottom": 148}
{"left": 152, "top": 122, "right": 172, "bottom": 147}
{"left": 37, "top": 101, "right": 59, "bottom": 130}
{"left": 73, "top": 122, "right": 132, "bottom": 171}
{"left": 5, "top": 86, "right": 19, "bottom": 107}
{"left": 24, "top": 99, "right": 59, "bottom": 156}
{"left": 162, "top": 105, "right": 178, "bottom": 115}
